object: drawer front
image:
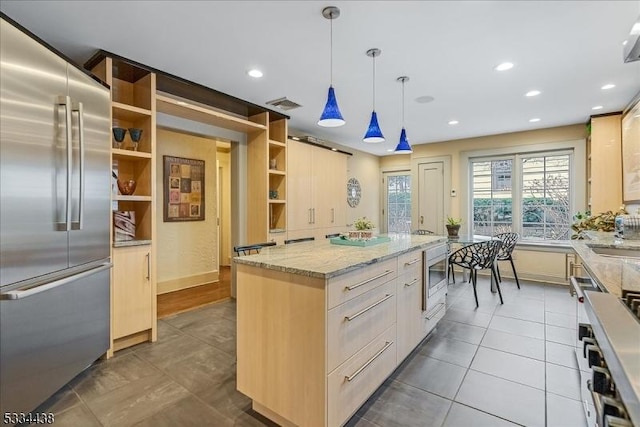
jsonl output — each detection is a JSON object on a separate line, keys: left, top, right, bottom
{"left": 327, "top": 279, "right": 396, "bottom": 372}
{"left": 426, "top": 282, "right": 447, "bottom": 312}
{"left": 327, "top": 326, "right": 396, "bottom": 427}
{"left": 397, "top": 249, "right": 422, "bottom": 277}
{"left": 328, "top": 257, "right": 397, "bottom": 309}
{"left": 424, "top": 295, "right": 446, "bottom": 335}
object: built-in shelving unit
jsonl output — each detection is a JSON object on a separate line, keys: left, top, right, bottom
{"left": 89, "top": 54, "right": 157, "bottom": 355}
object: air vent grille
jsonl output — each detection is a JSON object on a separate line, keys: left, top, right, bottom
{"left": 266, "top": 97, "right": 302, "bottom": 111}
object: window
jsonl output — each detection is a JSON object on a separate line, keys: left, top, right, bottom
{"left": 384, "top": 172, "right": 411, "bottom": 233}
{"left": 470, "top": 151, "right": 572, "bottom": 241}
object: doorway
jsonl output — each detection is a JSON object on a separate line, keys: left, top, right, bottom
{"left": 418, "top": 161, "right": 445, "bottom": 234}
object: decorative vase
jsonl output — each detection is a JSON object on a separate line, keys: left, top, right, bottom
{"left": 112, "top": 127, "right": 126, "bottom": 149}
{"left": 128, "top": 128, "right": 143, "bottom": 151}
{"left": 446, "top": 224, "right": 460, "bottom": 237}
{"left": 117, "top": 179, "right": 137, "bottom": 195}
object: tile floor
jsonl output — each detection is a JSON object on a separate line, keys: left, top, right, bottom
{"left": 31, "top": 276, "right": 587, "bottom": 427}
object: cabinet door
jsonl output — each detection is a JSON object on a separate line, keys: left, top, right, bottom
{"left": 330, "top": 152, "right": 348, "bottom": 229}
{"left": 311, "top": 148, "right": 333, "bottom": 228}
{"left": 396, "top": 267, "right": 424, "bottom": 361}
{"left": 112, "top": 246, "right": 153, "bottom": 338}
{"left": 287, "top": 141, "right": 313, "bottom": 231}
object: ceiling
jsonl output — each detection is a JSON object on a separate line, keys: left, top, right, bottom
{"left": 2, "top": 1, "right": 639, "bottom": 156}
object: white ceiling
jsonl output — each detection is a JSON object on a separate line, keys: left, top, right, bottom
{"left": 2, "top": 1, "right": 639, "bottom": 156}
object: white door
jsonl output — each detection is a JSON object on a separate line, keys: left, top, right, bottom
{"left": 418, "top": 162, "right": 444, "bottom": 234}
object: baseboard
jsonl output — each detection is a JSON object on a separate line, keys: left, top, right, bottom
{"left": 158, "top": 271, "right": 219, "bottom": 294}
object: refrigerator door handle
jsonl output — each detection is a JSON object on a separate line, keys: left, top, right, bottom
{"left": 71, "top": 101, "right": 84, "bottom": 230}
{"left": 0, "top": 262, "right": 111, "bottom": 300}
{"left": 56, "top": 95, "right": 72, "bottom": 232}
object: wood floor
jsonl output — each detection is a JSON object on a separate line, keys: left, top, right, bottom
{"left": 157, "top": 265, "right": 231, "bottom": 319}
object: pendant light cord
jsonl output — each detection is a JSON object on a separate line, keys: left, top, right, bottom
{"left": 330, "top": 12, "right": 333, "bottom": 86}
{"left": 402, "top": 79, "right": 405, "bottom": 127}
{"left": 372, "top": 53, "right": 376, "bottom": 111}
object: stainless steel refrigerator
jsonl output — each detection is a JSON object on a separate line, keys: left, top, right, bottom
{"left": 0, "top": 15, "right": 112, "bottom": 415}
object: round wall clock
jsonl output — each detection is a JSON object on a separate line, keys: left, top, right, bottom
{"left": 347, "top": 178, "right": 361, "bottom": 207}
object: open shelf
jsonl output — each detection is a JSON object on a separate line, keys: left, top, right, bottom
{"left": 269, "top": 170, "right": 286, "bottom": 176}
{"left": 269, "top": 140, "right": 286, "bottom": 148}
{"left": 113, "top": 148, "right": 152, "bottom": 160}
{"left": 113, "top": 102, "right": 152, "bottom": 121}
{"left": 113, "top": 195, "right": 152, "bottom": 202}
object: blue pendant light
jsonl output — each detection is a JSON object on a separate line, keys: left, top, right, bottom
{"left": 318, "top": 7, "right": 345, "bottom": 127}
{"left": 363, "top": 48, "right": 384, "bottom": 142}
{"left": 395, "top": 76, "right": 413, "bottom": 153}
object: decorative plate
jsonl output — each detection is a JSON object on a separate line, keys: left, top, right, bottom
{"left": 347, "top": 178, "right": 361, "bottom": 207}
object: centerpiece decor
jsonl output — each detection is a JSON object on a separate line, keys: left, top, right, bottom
{"left": 331, "top": 216, "right": 390, "bottom": 246}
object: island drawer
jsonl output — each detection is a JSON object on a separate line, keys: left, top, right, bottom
{"left": 327, "top": 279, "right": 396, "bottom": 372}
{"left": 397, "top": 249, "right": 423, "bottom": 276}
{"left": 327, "top": 257, "right": 397, "bottom": 309}
{"left": 424, "top": 295, "right": 446, "bottom": 335}
{"left": 327, "top": 325, "right": 396, "bottom": 427}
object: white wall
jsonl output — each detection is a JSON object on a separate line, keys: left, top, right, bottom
{"left": 156, "top": 128, "right": 218, "bottom": 294}
{"left": 346, "top": 149, "right": 381, "bottom": 229}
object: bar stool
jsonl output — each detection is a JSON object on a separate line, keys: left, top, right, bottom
{"left": 448, "top": 240, "right": 504, "bottom": 307}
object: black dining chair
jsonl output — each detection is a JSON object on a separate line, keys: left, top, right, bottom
{"left": 448, "top": 240, "right": 504, "bottom": 307}
{"left": 233, "top": 241, "right": 276, "bottom": 256}
{"left": 494, "top": 232, "right": 521, "bottom": 289}
{"left": 284, "top": 237, "right": 315, "bottom": 244}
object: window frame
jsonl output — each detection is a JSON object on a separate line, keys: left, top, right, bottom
{"left": 460, "top": 139, "right": 585, "bottom": 244}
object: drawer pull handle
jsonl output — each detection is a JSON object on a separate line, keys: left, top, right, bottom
{"left": 345, "top": 341, "right": 394, "bottom": 382}
{"left": 345, "top": 294, "right": 393, "bottom": 321}
{"left": 425, "top": 302, "right": 445, "bottom": 320}
{"left": 404, "top": 278, "right": 419, "bottom": 287}
{"left": 346, "top": 270, "right": 393, "bottom": 291}
{"left": 404, "top": 259, "right": 419, "bottom": 266}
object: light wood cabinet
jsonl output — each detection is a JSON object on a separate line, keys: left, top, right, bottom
{"left": 588, "top": 114, "right": 622, "bottom": 213}
{"left": 112, "top": 245, "right": 153, "bottom": 339}
{"left": 396, "top": 249, "right": 425, "bottom": 361}
{"left": 287, "top": 139, "right": 349, "bottom": 240}
{"left": 89, "top": 55, "right": 157, "bottom": 353}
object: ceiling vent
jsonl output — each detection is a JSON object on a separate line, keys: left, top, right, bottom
{"left": 266, "top": 97, "right": 302, "bottom": 111}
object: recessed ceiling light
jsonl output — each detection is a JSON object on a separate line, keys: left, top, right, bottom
{"left": 529, "top": 118, "right": 541, "bottom": 123}
{"left": 525, "top": 90, "right": 541, "bottom": 97}
{"left": 448, "top": 120, "right": 459, "bottom": 125}
{"left": 386, "top": 149, "right": 394, "bottom": 152}
{"left": 331, "top": 148, "right": 337, "bottom": 151}
{"left": 291, "top": 136, "right": 300, "bottom": 140}
{"left": 494, "top": 62, "right": 514, "bottom": 71}
{"left": 623, "top": 40, "right": 628, "bottom": 46}
{"left": 601, "top": 83, "right": 615, "bottom": 90}
{"left": 415, "top": 95, "right": 435, "bottom": 104}
{"left": 592, "top": 105, "right": 604, "bottom": 110}
{"left": 247, "top": 69, "right": 263, "bottom": 78}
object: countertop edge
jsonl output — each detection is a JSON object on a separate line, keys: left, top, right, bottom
{"left": 234, "top": 237, "right": 448, "bottom": 279}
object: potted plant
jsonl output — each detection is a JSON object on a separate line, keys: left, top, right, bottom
{"left": 446, "top": 217, "right": 462, "bottom": 237}
{"left": 351, "top": 217, "right": 375, "bottom": 240}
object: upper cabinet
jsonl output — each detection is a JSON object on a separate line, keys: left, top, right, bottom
{"left": 287, "top": 139, "right": 348, "bottom": 240}
{"left": 588, "top": 114, "right": 622, "bottom": 214}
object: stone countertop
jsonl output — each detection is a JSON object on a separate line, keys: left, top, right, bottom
{"left": 233, "top": 234, "right": 447, "bottom": 279}
{"left": 571, "top": 232, "right": 640, "bottom": 297}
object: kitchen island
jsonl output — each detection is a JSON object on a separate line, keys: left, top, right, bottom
{"left": 234, "top": 234, "right": 447, "bottom": 427}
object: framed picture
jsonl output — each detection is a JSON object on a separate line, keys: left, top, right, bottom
{"left": 622, "top": 99, "right": 640, "bottom": 203}
{"left": 163, "top": 156, "right": 205, "bottom": 222}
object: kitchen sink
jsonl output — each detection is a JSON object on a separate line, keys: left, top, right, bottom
{"left": 588, "top": 246, "right": 640, "bottom": 259}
